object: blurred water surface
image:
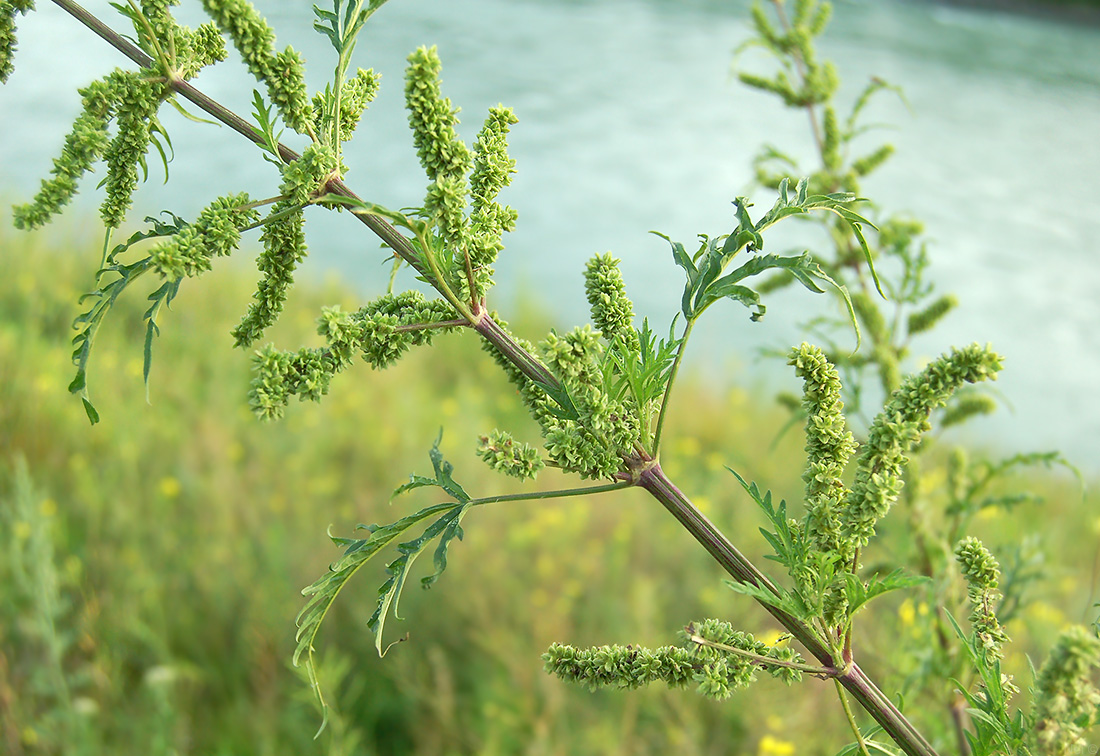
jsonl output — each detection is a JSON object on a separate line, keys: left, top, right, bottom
{"left": 1, "top": 0, "right": 1098, "bottom": 467}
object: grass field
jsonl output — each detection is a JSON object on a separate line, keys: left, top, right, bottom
{"left": 1, "top": 225, "right": 1096, "bottom": 755}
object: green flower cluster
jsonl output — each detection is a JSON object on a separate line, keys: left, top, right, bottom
{"left": 843, "top": 343, "right": 1002, "bottom": 550}
{"left": 542, "top": 642, "right": 696, "bottom": 693}
{"left": 404, "top": 47, "right": 518, "bottom": 303}
{"left": 232, "top": 143, "right": 337, "bottom": 348}
{"left": 249, "top": 293, "right": 461, "bottom": 420}
{"left": 201, "top": 0, "right": 311, "bottom": 133}
{"left": 584, "top": 253, "right": 637, "bottom": 346}
{"left": 135, "top": 0, "right": 226, "bottom": 80}
{"left": 476, "top": 430, "right": 544, "bottom": 481}
{"left": 544, "top": 619, "right": 803, "bottom": 701}
{"left": 149, "top": 193, "right": 259, "bottom": 280}
{"left": 9, "top": 0, "right": 227, "bottom": 231}
{"left": 101, "top": 75, "right": 163, "bottom": 228}
{"left": 954, "top": 536, "right": 1009, "bottom": 662}
{"left": 349, "top": 292, "right": 461, "bottom": 369}
{"left": 405, "top": 46, "right": 469, "bottom": 186}
{"left": 405, "top": 46, "right": 469, "bottom": 246}
{"left": 313, "top": 67, "right": 380, "bottom": 146}
{"left": 250, "top": 345, "right": 334, "bottom": 420}
{"left": 540, "top": 327, "right": 639, "bottom": 479}
{"left": 1031, "top": 626, "right": 1100, "bottom": 755}
{"left": 740, "top": 0, "right": 837, "bottom": 109}
{"left": 462, "top": 105, "right": 519, "bottom": 301}
{"left": 907, "top": 293, "right": 958, "bottom": 337}
{"left": 0, "top": 0, "right": 34, "bottom": 83}
{"left": 940, "top": 392, "right": 997, "bottom": 429}
{"left": 12, "top": 70, "right": 167, "bottom": 230}
{"left": 481, "top": 322, "right": 641, "bottom": 480}
{"left": 789, "top": 343, "right": 857, "bottom": 559}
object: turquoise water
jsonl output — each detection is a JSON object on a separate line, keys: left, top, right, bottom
{"left": 2, "top": 0, "right": 1098, "bottom": 468}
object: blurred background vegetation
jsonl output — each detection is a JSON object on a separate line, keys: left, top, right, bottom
{"left": 1, "top": 0, "right": 1098, "bottom": 754}
{"left": 1, "top": 223, "right": 1095, "bottom": 755}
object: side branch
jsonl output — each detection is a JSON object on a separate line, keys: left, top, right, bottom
{"left": 52, "top": 0, "right": 426, "bottom": 277}
{"left": 51, "top": 0, "right": 565, "bottom": 397}
{"left": 638, "top": 462, "right": 939, "bottom": 756}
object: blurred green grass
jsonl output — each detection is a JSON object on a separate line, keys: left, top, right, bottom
{"left": 1, "top": 224, "right": 1095, "bottom": 755}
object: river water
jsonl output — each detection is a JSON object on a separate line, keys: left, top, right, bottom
{"left": 2, "top": 0, "right": 1098, "bottom": 470}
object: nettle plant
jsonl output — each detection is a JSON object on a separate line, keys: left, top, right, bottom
{"left": 2, "top": 0, "right": 1098, "bottom": 753}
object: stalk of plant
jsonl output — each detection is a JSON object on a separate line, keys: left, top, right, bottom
{"left": 2, "top": 1, "right": 1096, "bottom": 754}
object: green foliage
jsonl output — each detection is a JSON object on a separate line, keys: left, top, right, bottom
{"left": 1, "top": 239, "right": 1097, "bottom": 754}
{"left": 3, "top": 1, "right": 1098, "bottom": 754}
{"left": 654, "top": 177, "right": 873, "bottom": 328}
{"left": 0, "top": 0, "right": 35, "bottom": 83}
{"left": 201, "top": 0, "right": 311, "bottom": 133}
{"left": 1031, "top": 626, "right": 1100, "bottom": 754}
{"left": 295, "top": 436, "right": 474, "bottom": 730}
{"left": 69, "top": 195, "right": 257, "bottom": 423}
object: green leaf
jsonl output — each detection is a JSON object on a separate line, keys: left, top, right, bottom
{"left": 142, "top": 278, "right": 181, "bottom": 402}
{"left": 251, "top": 90, "right": 285, "bottom": 163}
{"left": 293, "top": 501, "right": 454, "bottom": 735}
{"left": 842, "top": 568, "right": 929, "bottom": 616}
{"left": 81, "top": 397, "right": 100, "bottom": 425}
{"left": 367, "top": 501, "right": 472, "bottom": 655}
{"left": 392, "top": 432, "right": 471, "bottom": 504}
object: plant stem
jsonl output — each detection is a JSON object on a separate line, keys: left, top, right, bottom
{"left": 637, "top": 462, "right": 940, "bottom": 756}
{"left": 473, "top": 314, "right": 567, "bottom": 398}
{"left": 52, "top": 0, "right": 431, "bottom": 280}
{"left": 687, "top": 632, "right": 834, "bottom": 676}
{"left": 835, "top": 678, "right": 873, "bottom": 756}
{"left": 770, "top": 0, "right": 824, "bottom": 157}
{"left": 470, "top": 480, "right": 631, "bottom": 507}
{"left": 651, "top": 317, "right": 695, "bottom": 456}
{"left": 52, "top": 3, "right": 941, "bottom": 752}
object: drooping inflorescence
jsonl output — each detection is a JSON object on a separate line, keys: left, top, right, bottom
{"left": 232, "top": 143, "right": 339, "bottom": 348}
{"left": 201, "top": 0, "right": 312, "bottom": 134}
{"left": 149, "top": 193, "right": 260, "bottom": 280}
{"left": 843, "top": 343, "right": 1003, "bottom": 550}
{"left": 0, "top": 0, "right": 35, "bottom": 83}
{"left": 10, "top": 0, "right": 229, "bottom": 231}
{"left": 249, "top": 292, "right": 462, "bottom": 421}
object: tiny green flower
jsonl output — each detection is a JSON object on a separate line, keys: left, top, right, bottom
{"left": 476, "top": 430, "right": 543, "bottom": 480}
